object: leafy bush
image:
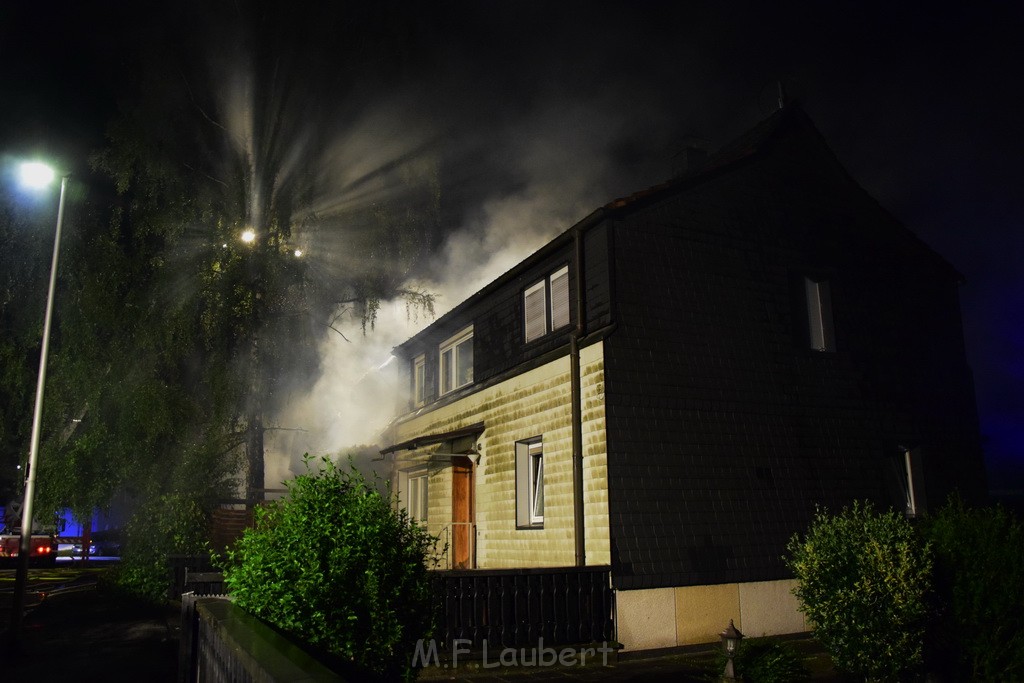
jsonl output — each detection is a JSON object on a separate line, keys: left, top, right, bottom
{"left": 219, "top": 456, "right": 438, "bottom": 682}
{"left": 785, "top": 501, "right": 931, "bottom": 682}
{"left": 922, "top": 498, "right": 1024, "bottom": 681}
{"left": 114, "top": 493, "right": 209, "bottom": 604}
{"left": 713, "top": 637, "right": 810, "bottom": 683}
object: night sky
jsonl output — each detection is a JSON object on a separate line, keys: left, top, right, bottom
{"left": 1, "top": 1, "right": 1021, "bottom": 494}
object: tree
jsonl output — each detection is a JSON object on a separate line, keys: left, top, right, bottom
{"left": 220, "top": 456, "right": 438, "bottom": 682}
{"left": 785, "top": 501, "right": 931, "bottom": 682}
{"left": 0, "top": 185, "right": 51, "bottom": 506}
{"left": 22, "top": 1, "right": 439, "bottom": 562}
{"left": 922, "top": 498, "right": 1024, "bottom": 681}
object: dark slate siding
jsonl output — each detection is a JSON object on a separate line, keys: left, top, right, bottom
{"left": 603, "top": 120, "right": 986, "bottom": 590}
{"left": 583, "top": 221, "right": 613, "bottom": 330}
{"left": 398, "top": 226, "right": 612, "bottom": 409}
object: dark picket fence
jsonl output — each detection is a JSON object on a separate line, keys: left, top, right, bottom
{"left": 175, "top": 559, "right": 615, "bottom": 676}
{"left": 429, "top": 565, "right": 615, "bottom": 650}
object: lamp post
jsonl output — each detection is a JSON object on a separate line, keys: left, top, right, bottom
{"left": 8, "top": 163, "right": 70, "bottom": 641}
{"left": 720, "top": 619, "right": 744, "bottom": 682}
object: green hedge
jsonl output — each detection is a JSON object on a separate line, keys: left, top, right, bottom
{"left": 115, "top": 493, "right": 209, "bottom": 604}
{"left": 922, "top": 498, "right": 1024, "bottom": 681}
{"left": 786, "top": 501, "right": 931, "bottom": 682}
{"left": 788, "top": 498, "right": 1024, "bottom": 682}
{"left": 219, "top": 456, "right": 438, "bottom": 682}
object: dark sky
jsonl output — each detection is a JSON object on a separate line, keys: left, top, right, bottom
{"left": 1, "top": 1, "right": 1022, "bottom": 490}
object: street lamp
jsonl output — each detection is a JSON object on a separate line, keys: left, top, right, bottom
{"left": 8, "top": 162, "right": 70, "bottom": 640}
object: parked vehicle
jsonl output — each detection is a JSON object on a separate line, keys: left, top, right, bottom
{"left": 0, "top": 525, "right": 58, "bottom": 567}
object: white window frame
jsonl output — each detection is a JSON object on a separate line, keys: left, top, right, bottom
{"left": 549, "top": 265, "right": 570, "bottom": 331}
{"left": 805, "top": 276, "right": 835, "bottom": 352}
{"left": 439, "top": 326, "right": 473, "bottom": 396}
{"left": 900, "top": 448, "right": 926, "bottom": 517}
{"left": 515, "top": 438, "right": 544, "bottom": 527}
{"left": 413, "top": 354, "right": 426, "bottom": 407}
{"left": 399, "top": 468, "right": 429, "bottom": 523}
{"left": 524, "top": 265, "right": 570, "bottom": 343}
{"left": 524, "top": 280, "right": 547, "bottom": 343}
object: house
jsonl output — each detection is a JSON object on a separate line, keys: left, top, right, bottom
{"left": 380, "top": 103, "right": 987, "bottom": 651}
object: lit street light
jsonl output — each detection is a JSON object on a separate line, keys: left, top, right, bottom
{"left": 18, "top": 162, "right": 55, "bottom": 189}
{"left": 8, "top": 162, "right": 70, "bottom": 641}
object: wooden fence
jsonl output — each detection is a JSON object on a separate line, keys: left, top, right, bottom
{"left": 429, "top": 565, "right": 616, "bottom": 650}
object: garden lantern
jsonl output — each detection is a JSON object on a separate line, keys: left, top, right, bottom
{"left": 720, "top": 618, "right": 744, "bottom": 681}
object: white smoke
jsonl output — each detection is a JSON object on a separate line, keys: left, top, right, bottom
{"left": 263, "top": 94, "right": 672, "bottom": 486}
{"left": 263, "top": 301, "right": 421, "bottom": 487}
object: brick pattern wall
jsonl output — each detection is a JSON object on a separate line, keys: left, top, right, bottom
{"left": 391, "top": 342, "right": 610, "bottom": 568}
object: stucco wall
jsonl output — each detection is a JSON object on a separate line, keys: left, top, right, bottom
{"left": 616, "top": 578, "right": 808, "bottom": 650}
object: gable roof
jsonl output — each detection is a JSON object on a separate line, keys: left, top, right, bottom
{"left": 396, "top": 103, "right": 959, "bottom": 354}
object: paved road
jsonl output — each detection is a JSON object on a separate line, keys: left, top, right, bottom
{"left": 0, "top": 566, "right": 105, "bottom": 617}
{"left": 1, "top": 568, "right": 177, "bottom": 682}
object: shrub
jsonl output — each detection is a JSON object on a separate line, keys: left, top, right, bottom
{"left": 785, "top": 501, "right": 931, "bottom": 682}
{"left": 713, "top": 637, "right": 810, "bottom": 683}
{"left": 114, "top": 492, "right": 209, "bottom": 604}
{"left": 219, "top": 456, "right": 438, "bottom": 682}
{"left": 922, "top": 497, "right": 1024, "bottom": 681}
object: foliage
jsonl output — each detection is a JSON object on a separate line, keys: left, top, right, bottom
{"left": 785, "top": 501, "right": 931, "bottom": 682}
{"left": 922, "top": 497, "right": 1024, "bottom": 681}
{"left": 219, "top": 456, "right": 439, "bottom": 682}
{"left": 713, "top": 637, "right": 810, "bottom": 683}
{"left": 30, "top": 198, "right": 243, "bottom": 528}
{"left": 0, "top": 187, "right": 51, "bottom": 504}
{"left": 114, "top": 493, "right": 210, "bottom": 604}
{"left": 2, "top": 4, "right": 440, "bottom": 581}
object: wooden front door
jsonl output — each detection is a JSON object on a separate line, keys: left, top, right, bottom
{"left": 451, "top": 456, "right": 475, "bottom": 569}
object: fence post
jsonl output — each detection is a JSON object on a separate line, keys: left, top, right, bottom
{"left": 177, "top": 593, "right": 198, "bottom": 683}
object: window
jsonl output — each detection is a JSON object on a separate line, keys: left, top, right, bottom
{"left": 439, "top": 326, "right": 473, "bottom": 395}
{"left": 412, "top": 355, "right": 426, "bottom": 407}
{"left": 804, "top": 276, "right": 835, "bottom": 351}
{"left": 549, "top": 266, "right": 570, "bottom": 330}
{"left": 515, "top": 438, "right": 544, "bottom": 527}
{"left": 400, "top": 469, "right": 428, "bottom": 523}
{"left": 524, "top": 281, "right": 546, "bottom": 343}
{"left": 524, "top": 265, "right": 570, "bottom": 343}
{"left": 896, "top": 448, "right": 926, "bottom": 517}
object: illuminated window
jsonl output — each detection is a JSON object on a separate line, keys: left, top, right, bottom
{"left": 515, "top": 438, "right": 544, "bottom": 527}
{"left": 805, "top": 276, "right": 835, "bottom": 351}
{"left": 524, "top": 265, "right": 570, "bottom": 343}
{"left": 439, "top": 327, "right": 473, "bottom": 395}
{"left": 413, "top": 355, "right": 426, "bottom": 407}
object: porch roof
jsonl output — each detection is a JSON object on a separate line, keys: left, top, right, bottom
{"left": 380, "top": 421, "right": 485, "bottom": 455}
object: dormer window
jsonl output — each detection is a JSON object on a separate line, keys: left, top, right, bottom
{"left": 439, "top": 326, "right": 474, "bottom": 395}
{"left": 524, "top": 265, "right": 570, "bottom": 343}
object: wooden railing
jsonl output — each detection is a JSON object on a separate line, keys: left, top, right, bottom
{"left": 168, "top": 554, "right": 219, "bottom": 601}
{"left": 429, "top": 565, "right": 615, "bottom": 650}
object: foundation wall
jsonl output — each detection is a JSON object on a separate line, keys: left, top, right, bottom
{"left": 616, "top": 579, "right": 808, "bottom": 650}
